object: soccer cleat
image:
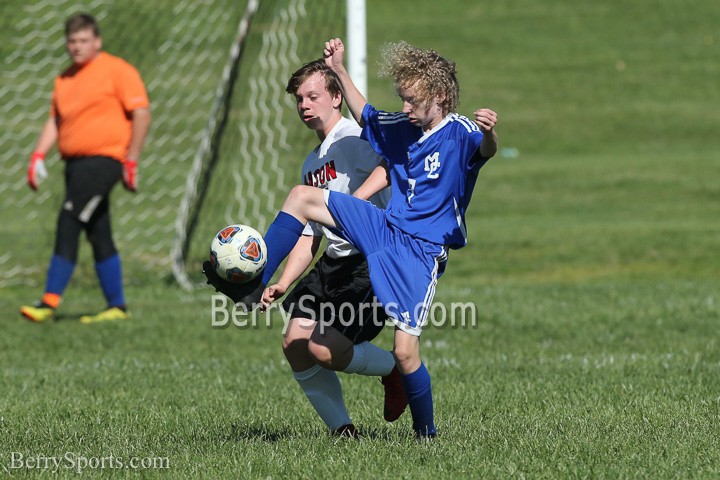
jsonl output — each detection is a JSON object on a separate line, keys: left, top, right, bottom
{"left": 202, "top": 260, "right": 265, "bottom": 310}
{"left": 381, "top": 366, "right": 409, "bottom": 422}
{"left": 20, "top": 304, "right": 55, "bottom": 322}
{"left": 79, "top": 307, "right": 129, "bottom": 324}
{"left": 331, "top": 424, "right": 361, "bottom": 439}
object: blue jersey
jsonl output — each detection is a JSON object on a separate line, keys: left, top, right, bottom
{"left": 361, "top": 103, "right": 489, "bottom": 249}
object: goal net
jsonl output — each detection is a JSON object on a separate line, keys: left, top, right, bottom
{"left": 0, "top": 0, "right": 346, "bottom": 289}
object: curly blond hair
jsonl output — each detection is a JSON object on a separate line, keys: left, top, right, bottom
{"left": 378, "top": 41, "right": 459, "bottom": 115}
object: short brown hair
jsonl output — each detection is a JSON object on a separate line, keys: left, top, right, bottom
{"left": 65, "top": 13, "right": 100, "bottom": 37}
{"left": 286, "top": 59, "right": 342, "bottom": 99}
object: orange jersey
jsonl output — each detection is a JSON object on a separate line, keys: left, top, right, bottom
{"left": 51, "top": 51, "right": 149, "bottom": 161}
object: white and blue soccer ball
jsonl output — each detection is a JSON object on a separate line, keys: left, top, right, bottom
{"left": 210, "top": 224, "right": 267, "bottom": 283}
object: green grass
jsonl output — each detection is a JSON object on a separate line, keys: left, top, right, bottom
{"left": 2, "top": 281, "right": 718, "bottom": 478}
{"left": 2, "top": 0, "right": 720, "bottom": 477}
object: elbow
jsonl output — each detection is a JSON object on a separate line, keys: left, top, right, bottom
{"left": 133, "top": 107, "right": 152, "bottom": 123}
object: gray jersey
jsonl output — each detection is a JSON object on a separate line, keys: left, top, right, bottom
{"left": 301, "top": 117, "right": 390, "bottom": 258}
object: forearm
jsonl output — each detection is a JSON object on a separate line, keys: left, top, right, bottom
{"left": 353, "top": 160, "right": 390, "bottom": 200}
{"left": 324, "top": 38, "right": 368, "bottom": 125}
{"left": 473, "top": 108, "right": 499, "bottom": 158}
{"left": 34, "top": 117, "right": 58, "bottom": 154}
{"left": 479, "top": 129, "right": 498, "bottom": 158}
{"left": 331, "top": 64, "right": 368, "bottom": 127}
{"left": 126, "top": 108, "right": 151, "bottom": 160}
{"left": 275, "top": 234, "right": 320, "bottom": 288}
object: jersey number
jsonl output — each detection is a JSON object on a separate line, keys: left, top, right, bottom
{"left": 406, "top": 178, "right": 416, "bottom": 206}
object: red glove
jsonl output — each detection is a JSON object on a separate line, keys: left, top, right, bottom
{"left": 122, "top": 159, "right": 138, "bottom": 192}
{"left": 27, "top": 152, "right": 48, "bottom": 191}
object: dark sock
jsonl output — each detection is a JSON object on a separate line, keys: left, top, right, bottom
{"left": 261, "top": 212, "right": 305, "bottom": 285}
{"left": 402, "top": 362, "right": 437, "bottom": 437}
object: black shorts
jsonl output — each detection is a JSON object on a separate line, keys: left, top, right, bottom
{"left": 63, "top": 156, "right": 122, "bottom": 222}
{"left": 281, "top": 253, "right": 387, "bottom": 344}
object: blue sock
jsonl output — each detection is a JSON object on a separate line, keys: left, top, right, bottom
{"left": 95, "top": 254, "right": 125, "bottom": 308}
{"left": 261, "top": 212, "right": 305, "bottom": 285}
{"left": 45, "top": 254, "right": 76, "bottom": 295}
{"left": 402, "top": 362, "right": 437, "bottom": 436}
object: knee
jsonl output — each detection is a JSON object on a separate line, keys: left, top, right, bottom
{"left": 392, "top": 345, "right": 412, "bottom": 366}
{"left": 86, "top": 222, "right": 117, "bottom": 262}
{"left": 393, "top": 344, "right": 421, "bottom": 374}
{"left": 287, "top": 185, "right": 312, "bottom": 204}
{"left": 89, "top": 234, "right": 117, "bottom": 262}
{"left": 307, "top": 340, "right": 333, "bottom": 368}
{"left": 282, "top": 333, "right": 307, "bottom": 360}
{"left": 283, "top": 331, "right": 319, "bottom": 372}
{"left": 285, "top": 185, "right": 324, "bottom": 213}
{"left": 54, "top": 210, "right": 82, "bottom": 262}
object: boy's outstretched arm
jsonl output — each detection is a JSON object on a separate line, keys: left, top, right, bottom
{"left": 323, "top": 38, "right": 367, "bottom": 127}
{"left": 261, "top": 234, "right": 321, "bottom": 309}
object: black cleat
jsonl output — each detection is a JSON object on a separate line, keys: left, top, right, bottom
{"left": 202, "top": 261, "right": 265, "bottom": 310}
{"left": 331, "top": 424, "right": 361, "bottom": 439}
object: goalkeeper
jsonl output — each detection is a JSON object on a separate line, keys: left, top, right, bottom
{"left": 20, "top": 13, "right": 151, "bottom": 324}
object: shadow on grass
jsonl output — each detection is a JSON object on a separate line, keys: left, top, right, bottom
{"left": 222, "top": 422, "right": 408, "bottom": 443}
{"left": 54, "top": 312, "right": 96, "bottom": 322}
{"left": 223, "top": 423, "right": 296, "bottom": 443}
{"left": 17, "top": 311, "right": 96, "bottom": 323}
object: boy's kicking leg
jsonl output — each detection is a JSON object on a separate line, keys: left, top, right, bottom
{"left": 202, "top": 185, "right": 333, "bottom": 306}
{"left": 260, "top": 186, "right": 337, "bottom": 286}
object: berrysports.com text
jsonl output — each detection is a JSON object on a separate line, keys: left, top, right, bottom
{"left": 6, "top": 452, "right": 170, "bottom": 474}
{"left": 210, "top": 294, "right": 478, "bottom": 331}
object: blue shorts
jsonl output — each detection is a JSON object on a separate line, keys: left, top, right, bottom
{"left": 324, "top": 190, "right": 447, "bottom": 336}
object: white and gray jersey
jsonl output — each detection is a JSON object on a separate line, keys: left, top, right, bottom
{"left": 301, "top": 116, "right": 390, "bottom": 258}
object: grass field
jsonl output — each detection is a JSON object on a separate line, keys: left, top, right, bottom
{"left": 2, "top": 0, "right": 720, "bottom": 478}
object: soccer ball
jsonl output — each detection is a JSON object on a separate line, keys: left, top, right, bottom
{"left": 209, "top": 224, "right": 267, "bottom": 283}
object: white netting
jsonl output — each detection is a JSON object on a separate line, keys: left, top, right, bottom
{"left": 0, "top": 0, "right": 344, "bottom": 288}
{"left": 171, "top": 0, "right": 344, "bottom": 288}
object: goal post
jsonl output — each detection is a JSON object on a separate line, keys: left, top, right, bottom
{"left": 346, "top": 0, "right": 368, "bottom": 99}
{"left": 171, "top": 0, "right": 261, "bottom": 290}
